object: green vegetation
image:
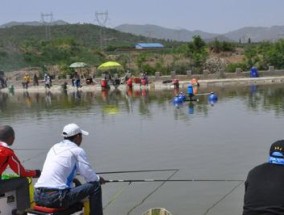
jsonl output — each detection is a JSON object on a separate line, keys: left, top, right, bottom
{"left": 186, "top": 35, "right": 208, "bottom": 73}
{"left": 1, "top": 24, "right": 284, "bottom": 77}
{"left": 244, "top": 40, "right": 284, "bottom": 69}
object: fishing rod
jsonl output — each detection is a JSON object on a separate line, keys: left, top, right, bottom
{"left": 98, "top": 168, "right": 179, "bottom": 174}
{"left": 105, "top": 179, "right": 244, "bottom": 183}
{"left": 195, "top": 93, "right": 211, "bottom": 96}
{"left": 14, "top": 148, "right": 48, "bottom": 151}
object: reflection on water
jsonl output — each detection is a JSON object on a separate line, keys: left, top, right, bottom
{"left": 2, "top": 84, "right": 284, "bottom": 119}
{"left": 1, "top": 84, "right": 284, "bottom": 215}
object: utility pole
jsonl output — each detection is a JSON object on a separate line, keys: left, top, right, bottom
{"left": 95, "top": 11, "right": 108, "bottom": 50}
{"left": 41, "top": 12, "right": 53, "bottom": 40}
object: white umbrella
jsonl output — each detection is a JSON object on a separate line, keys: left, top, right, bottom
{"left": 69, "top": 62, "right": 87, "bottom": 68}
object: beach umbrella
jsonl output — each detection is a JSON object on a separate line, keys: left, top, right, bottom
{"left": 97, "top": 61, "right": 123, "bottom": 71}
{"left": 69, "top": 62, "right": 87, "bottom": 68}
{"left": 69, "top": 62, "right": 88, "bottom": 79}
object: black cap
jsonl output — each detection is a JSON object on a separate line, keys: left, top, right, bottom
{"left": 270, "top": 140, "right": 284, "bottom": 158}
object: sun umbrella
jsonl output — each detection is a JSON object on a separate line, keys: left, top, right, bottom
{"left": 69, "top": 62, "right": 88, "bottom": 79}
{"left": 69, "top": 62, "right": 87, "bottom": 68}
{"left": 97, "top": 61, "right": 123, "bottom": 71}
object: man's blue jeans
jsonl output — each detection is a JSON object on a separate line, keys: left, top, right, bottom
{"left": 34, "top": 181, "right": 103, "bottom": 215}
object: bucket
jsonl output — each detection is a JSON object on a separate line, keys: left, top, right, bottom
{"left": 101, "top": 79, "right": 107, "bottom": 88}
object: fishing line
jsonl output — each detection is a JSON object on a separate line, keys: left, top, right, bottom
{"left": 203, "top": 180, "right": 244, "bottom": 215}
{"left": 102, "top": 169, "right": 179, "bottom": 210}
{"left": 104, "top": 177, "right": 244, "bottom": 215}
{"left": 21, "top": 151, "right": 46, "bottom": 164}
{"left": 103, "top": 182, "right": 131, "bottom": 210}
{"left": 126, "top": 169, "right": 179, "bottom": 215}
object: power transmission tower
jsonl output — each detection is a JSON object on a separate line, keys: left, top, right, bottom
{"left": 95, "top": 11, "right": 108, "bottom": 50}
{"left": 146, "top": 30, "right": 153, "bottom": 42}
{"left": 41, "top": 13, "right": 53, "bottom": 40}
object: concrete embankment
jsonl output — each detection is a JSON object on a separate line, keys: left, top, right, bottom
{"left": 155, "top": 76, "right": 284, "bottom": 90}
{"left": 1, "top": 76, "right": 284, "bottom": 94}
{"left": 188, "top": 76, "right": 284, "bottom": 87}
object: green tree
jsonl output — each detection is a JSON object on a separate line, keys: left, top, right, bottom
{"left": 244, "top": 44, "right": 259, "bottom": 68}
{"left": 265, "top": 39, "right": 284, "bottom": 69}
{"left": 186, "top": 35, "right": 208, "bottom": 73}
{"left": 209, "top": 39, "right": 222, "bottom": 53}
{"left": 208, "top": 40, "right": 235, "bottom": 53}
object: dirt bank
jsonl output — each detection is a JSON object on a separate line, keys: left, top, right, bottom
{"left": 1, "top": 75, "right": 284, "bottom": 94}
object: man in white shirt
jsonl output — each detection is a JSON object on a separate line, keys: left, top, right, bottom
{"left": 34, "top": 123, "right": 105, "bottom": 215}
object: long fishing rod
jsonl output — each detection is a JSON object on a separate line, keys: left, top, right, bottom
{"left": 106, "top": 179, "right": 244, "bottom": 183}
{"left": 14, "top": 148, "right": 48, "bottom": 151}
{"left": 195, "top": 92, "right": 211, "bottom": 96}
{"left": 98, "top": 168, "right": 179, "bottom": 174}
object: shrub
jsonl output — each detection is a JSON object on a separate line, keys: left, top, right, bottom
{"left": 226, "top": 62, "right": 247, "bottom": 73}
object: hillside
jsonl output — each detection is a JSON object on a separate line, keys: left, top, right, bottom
{"left": 0, "top": 24, "right": 172, "bottom": 72}
{"left": 0, "top": 22, "right": 250, "bottom": 77}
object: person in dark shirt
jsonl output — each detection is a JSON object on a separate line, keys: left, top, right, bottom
{"left": 243, "top": 140, "right": 284, "bottom": 215}
{"left": 33, "top": 74, "right": 39, "bottom": 86}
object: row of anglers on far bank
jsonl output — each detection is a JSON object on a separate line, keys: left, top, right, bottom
{"left": 0, "top": 66, "right": 261, "bottom": 91}
{"left": 0, "top": 72, "right": 53, "bottom": 90}
{"left": 0, "top": 70, "right": 150, "bottom": 90}
{"left": 1, "top": 70, "right": 200, "bottom": 91}
{"left": 2, "top": 121, "right": 284, "bottom": 215}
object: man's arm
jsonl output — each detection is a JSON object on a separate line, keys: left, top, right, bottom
{"left": 8, "top": 151, "right": 40, "bottom": 178}
{"left": 77, "top": 149, "right": 100, "bottom": 182}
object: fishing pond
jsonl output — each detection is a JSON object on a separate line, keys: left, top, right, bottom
{"left": 1, "top": 83, "right": 284, "bottom": 215}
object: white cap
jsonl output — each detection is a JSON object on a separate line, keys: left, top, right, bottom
{"left": 62, "top": 123, "right": 89, "bottom": 138}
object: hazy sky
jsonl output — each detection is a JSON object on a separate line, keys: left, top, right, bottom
{"left": 1, "top": 0, "right": 283, "bottom": 34}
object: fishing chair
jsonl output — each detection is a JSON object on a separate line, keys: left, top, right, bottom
{"left": 26, "top": 202, "right": 83, "bottom": 215}
{"left": 27, "top": 178, "right": 86, "bottom": 215}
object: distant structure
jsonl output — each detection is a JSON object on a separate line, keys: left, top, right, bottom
{"left": 135, "top": 43, "right": 164, "bottom": 50}
{"left": 145, "top": 30, "right": 153, "bottom": 42}
{"left": 41, "top": 12, "right": 53, "bottom": 40}
{"left": 95, "top": 11, "right": 108, "bottom": 50}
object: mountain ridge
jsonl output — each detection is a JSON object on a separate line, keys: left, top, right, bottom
{"left": 1, "top": 21, "right": 284, "bottom": 42}
{"left": 114, "top": 24, "right": 284, "bottom": 42}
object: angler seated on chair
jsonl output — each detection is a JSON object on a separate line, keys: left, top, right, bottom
{"left": 33, "top": 123, "right": 106, "bottom": 215}
{"left": 113, "top": 74, "right": 121, "bottom": 87}
{"left": 86, "top": 77, "right": 93, "bottom": 85}
{"left": 0, "top": 125, "right": 41, "bottom": 213}
{"left": 27, "top": 179, "right": 84, "bottom": 215}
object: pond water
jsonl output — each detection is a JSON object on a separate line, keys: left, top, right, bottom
{"left": 1, "top": 83, "right": 284, "bottom": 215}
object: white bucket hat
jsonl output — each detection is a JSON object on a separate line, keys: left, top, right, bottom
{"left": 62, "top": 123, "right": 89, "bottom": 138}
